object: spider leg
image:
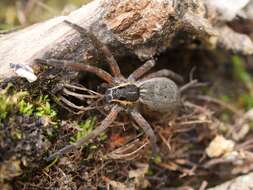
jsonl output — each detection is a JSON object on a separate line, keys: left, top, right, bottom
{"left": 128, "top": 59, "right": 155, "bottom": 81}
{"left": 140, "top": 69, "right": 184, "bottom": 84}
{"left": 179, "top": 79, "right": 208, "bottom": 93}
{"left": 64, "top": 83, "right": 102, "bottom": 96}
{"left": 59, "top": 96, "right": 95, "bottom": 114}
{"left": 36, "top": 58, "right": 113, "bottom": 84}
{"left": 130, "top": 110, "right": 158, "bottom": 158}
{"left": 63, "top": 87, "right": 101, "bottom": 100}
{"left": 60, "top": 85, "right": 103, "bottom": 113}
{"left": 64, "top": 20, "right": 122, "bottom": 77}
{"left": 45, "top": 105, "right": 122, "bottom": 161}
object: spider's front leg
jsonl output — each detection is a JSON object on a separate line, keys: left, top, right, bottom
{"left": 35, "top": 58, "right": 113, "bottom": 84}
{"left": 58, "top": 85, "right": 102, "bottom": 114}
{"left": 128, "top": 59, "right": 155, "bottom": 81}
{"left": 45, "top": 105, "right": 122, "bottom": 161}
{"left": 130, "top": 110, "right": 158, "bottom": 158}
{"left": 64, "top": 20, "right": 122, "bottom": 78}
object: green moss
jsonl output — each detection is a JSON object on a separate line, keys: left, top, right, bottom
{"left": 238, "top": 93, "right": 253, "bottom": 110}
{"left": 44, "top": 157, "right": 59, "bottom": 172}
{"left": 0, "top": 84, "right": 13, "bottom": 121}
{"left": 154, "top": 154, "right": 162, "bottom": 164}
{"left": 0, "top": 84, "right": 28, "bottom": 122}
{"left": 0, "top": 84, "right": 57, "bottom": 125}
{"left": 219, "top": 95, "right": 231, "bottom": 102}
{"left": 147, "top": 168, "right": 154, "bottom": 176}
{"left": 231, "top": 55, "right": 252, "bottom": 84}
{"left": 70, "top": 117, "right": 96, "bottom": 144}
{"left": 89, "top": 144, "right": 98, "bottom": 150}
{"left": 99, "top": 132, "right": 108, "bottom": 141}
{"left": 35, "top": 95, "right": 57, "bottom": 119}
{"left": 18, "top": 100, "right": 34, "bottom": 116}
{"left": 10, "top": 128, "right": 23, "bottom": 140}
{"left": 231, "top": 55, "right": 253, "bottom": 110}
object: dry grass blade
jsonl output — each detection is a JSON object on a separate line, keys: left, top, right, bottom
{"left": 106, "top": 138, "right": 148, "bottom": 160}
{"left": 194, "top": 95, "right": 243, "bottom": 116}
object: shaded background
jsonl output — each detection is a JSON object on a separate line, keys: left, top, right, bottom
{"left": 0, "top": 0, "right": 90, "bottom": 29}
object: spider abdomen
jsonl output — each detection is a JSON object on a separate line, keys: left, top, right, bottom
{"left": 138, "top": 77, "right": 180, "bottom": 113}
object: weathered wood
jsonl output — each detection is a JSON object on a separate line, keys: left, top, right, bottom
{"left": 0, "top": 0, "right": 104, "bottom": 80}
{"left": 0, "top": 0, "right": 252, "bottom": 81}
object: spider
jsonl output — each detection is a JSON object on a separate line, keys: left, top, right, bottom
{"left": 36, "top": 20, "right": 185, "bottom": 161}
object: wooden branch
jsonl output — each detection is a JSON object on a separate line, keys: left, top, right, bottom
{"left": 0, "top": 0, "right": 252, "bottom": 81}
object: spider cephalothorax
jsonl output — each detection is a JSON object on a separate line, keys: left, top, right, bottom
{"left": 105, "top": 83, "right": 140, "bottom": 104}
{"left": 36, "top": 20, "right": 184, "bottom": 161}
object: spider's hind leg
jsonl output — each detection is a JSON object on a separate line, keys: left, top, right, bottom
{"left": 140, "top": 69, "right": 184, "bottom": 84}
{"left": 130, "top": 110, "right": 158, "bottom": 159}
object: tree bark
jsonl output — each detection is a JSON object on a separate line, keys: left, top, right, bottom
{"left": 0, "top": 0, "right": 252, "bottom": 80}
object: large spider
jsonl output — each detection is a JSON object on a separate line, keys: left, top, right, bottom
{"left": 36, "top": 20, "right": 185, "bottom": 161}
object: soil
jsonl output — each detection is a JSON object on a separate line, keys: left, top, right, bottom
{"left": 1, "top": 46, "right": 253, "bottom": 190}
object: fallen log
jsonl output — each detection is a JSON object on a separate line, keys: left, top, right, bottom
{"left": 0, "top": 0, "right": 252, "bottom": 81}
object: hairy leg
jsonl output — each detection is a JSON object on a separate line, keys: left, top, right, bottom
{"left": 59, "top": 85, "right": 103, "bottom": 114}
{"left": 179, "top": 79, "right": 208, "bottom": 93}
{"left": 45, "top": 105, "right": 122, "bottom": 161}
{"left": 64, "top": 20, "right": 122, "bottom": 77}
{"left": 59, "top": 95, "right": 93, "bottom": 114}
{"left": 64, "top": 83, "right": 102, "bottom": 96}
{"left": 140, "top": 69, "right": 184, "bottom": 84}
{"left": 128, "top": 59, "right": 155, "bottom": 81}
{"left": 130, "top": 110, "right": 157, "bottom": 158}
{"left": 36, "top": 58, "right": 113, "bottom": 84}
{"left": 63, "top": 88, "right": 96, "bottom": 100}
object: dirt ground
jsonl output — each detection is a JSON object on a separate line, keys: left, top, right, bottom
{"left": 1, "top": 1, "right": 253, "bottom": 190}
